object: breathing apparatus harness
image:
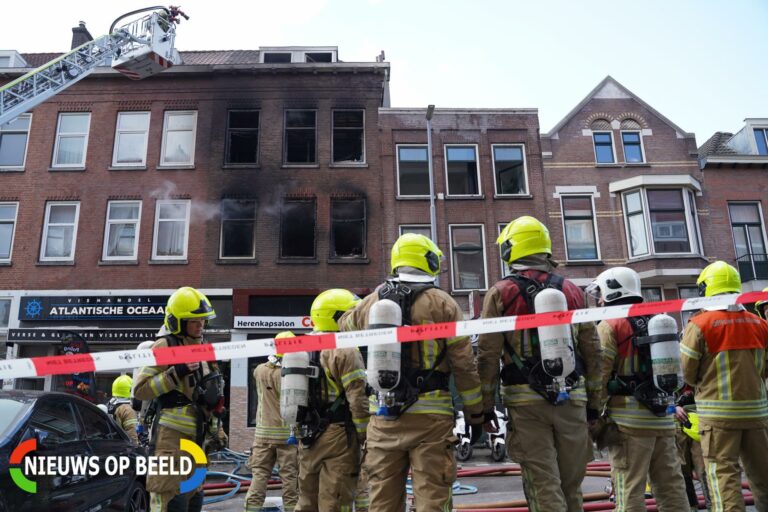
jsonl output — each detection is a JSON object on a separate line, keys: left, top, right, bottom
{"left": 605, "top": 315, "right": 670, "bottom": 417}
{"left": 145, "top": 333, "right": 226, "bottom": 452}
{"left": 281, "top": 351, "right": 353, "bottom": 448}
{"left": 375, "top": 279, "right": 450, "bottom": 419}
{"left": 499, "top": 272, "right": 584, "bottom": 405}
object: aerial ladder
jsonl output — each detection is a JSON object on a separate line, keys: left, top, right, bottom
{"left": 0, "top": 6, "right": 188, "bottom": 126}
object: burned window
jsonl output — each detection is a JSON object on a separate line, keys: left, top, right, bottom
{"left": 263, "top": 52, "right": 291, "bottom": 63}
{"left": 280, "top": 199, "right": 316, "bottom": 258}
{"left": 284, "top": 110, "right": 316, "bottom": 164}
{"left": 220, "top": 199, "right": 257, "bottom": 258}
{"left": 332, "top": 110, "right": 364, "bottom": 164}
{"left": 331, "top": 199, "right": 366, "bottom": 258}
{"left": 226, "top": 110, "right": 259, "bottom": 165}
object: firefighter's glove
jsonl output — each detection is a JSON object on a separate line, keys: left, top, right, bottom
{"left": 676, "top": 391, "right": 695, "bottom": 408}
{"left": 482, "top": 411, "right": 499, "bottom": 433}
{"left": 173, "top": 363, "right": 195, "bottom": 378}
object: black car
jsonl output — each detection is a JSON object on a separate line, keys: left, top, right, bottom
{"left": 0, "top": 390, "right": 148, "bottom": 512}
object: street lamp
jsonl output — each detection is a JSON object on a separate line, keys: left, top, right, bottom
{"left": 426, "top": 104, "right": 439, "bottom": 286}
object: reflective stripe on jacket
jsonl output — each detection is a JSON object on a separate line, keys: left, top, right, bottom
{"left": 681, "top": 308, "right": 768, "bottom": 424}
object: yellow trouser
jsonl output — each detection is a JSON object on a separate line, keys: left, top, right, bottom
{"left": 700, "top": 420, "right": 768, "bottom": 512}
{"left": 147, "top": 426, "right": 198, "bottom": 512}
{"left": 363, "top": 413, "right": 456, "bottom": 512}
{"left": 505, "top": 402, "right": 592, "bottom": 512}
{"left": 244, "top": 442, "right": 299, "bottom": 511}
{"left": 609, "top": 432, "right": 689, "bottom": 511}
{"left": 295, "top": 423, "right": 360, "bottom": 512}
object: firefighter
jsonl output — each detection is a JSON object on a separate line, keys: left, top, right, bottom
{"left": 588, "top": 267, "right": 688, "bottom": 511}
{"left": 681, "top": 261, "right": 768, "bottom": 512}
{"left": 292, "top": 289, "right": 368, "bottom": 512}
{"left": 109, "top": 374, "right": 139, "bottom": 444}
{"left": 340, "top": 233, "right": 484, "bottom": 512}
{"left": 477, "top": 216, "right": 601, "bottom": 512}
{"left": 134, "top": 287, "right": 226, "bottom": 512}
{"left": 244, "top": 331, "right": 299, "bottom": 512}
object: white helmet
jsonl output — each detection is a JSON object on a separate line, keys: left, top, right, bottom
{"left": 588, "top": 267, "right": 642, "bottom": 304}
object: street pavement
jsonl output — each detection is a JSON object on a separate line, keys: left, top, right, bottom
{"left": 203, "top": 445, "right": 754, "bottom": 511}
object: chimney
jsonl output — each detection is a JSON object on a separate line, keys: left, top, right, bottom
{"left": 71, "top": 21, "right": 93, "bottom": 49}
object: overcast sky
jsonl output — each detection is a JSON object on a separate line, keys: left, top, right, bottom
{"left": 4, "top": 0, "right": 766, "bottom": 142}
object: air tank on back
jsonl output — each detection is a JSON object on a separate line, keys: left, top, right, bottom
{"left": 534, "top": 288, "right": 576, "bottom": 402}
{"left": 366, "top": 299, "right": 403, "bottom": 416}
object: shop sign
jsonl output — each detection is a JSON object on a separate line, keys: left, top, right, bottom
{"left": 19, "top": 296, "right": 168, "bottom": 321}
{"left": 8, "top": 328, "right": 159, "bottom": 343}
{"left": 233, "top": 316, "right": 313, "bottom": 330}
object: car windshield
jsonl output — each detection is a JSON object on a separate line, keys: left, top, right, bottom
{"left": 0, "top": 399, "right": 31, "bottom": 438}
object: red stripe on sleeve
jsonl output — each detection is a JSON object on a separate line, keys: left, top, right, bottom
{"left": 32, "top": 354, "right": 96, "bottom": 377}
{"left": 628, "top": 299, "right": 684, "bottom": 318}
{"left": 515, "top": 310, "right": 575, "bottom": 331}
{"left": 276, "top": 334, "right": 337, "bottom": 353}
{"left": 396, "top": 322, "right": 457, "bottom": 343}
{"left": 153, "top": 343, "right": 217, "bottom": 367}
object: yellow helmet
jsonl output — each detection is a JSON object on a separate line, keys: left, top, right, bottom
{"left": 497, "top": 216, "right": 552, "bottom": 264}
{"left": 755, "top": 287, "right": 768, "bottom": 320}
{"left": 164, "top": 286, "right": 216, "bottom": 335}
{"left": 390, "top": 233, "right": 442, "bottom": 276}
{"left": 681, "top": 410, "right": 700, "bottom": 442}
{"left": 112, "top": 374, "right": 133, "bottom": 399}
{"left": 696, "top": 261, "right": 741, "bottom": 297}
{"left": 274, "top": 331, "right": 295, "bottom": 358}
{"left": 310, "top": 289, "right": 360, "bottom": 332}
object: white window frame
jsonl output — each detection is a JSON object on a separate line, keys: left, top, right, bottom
{"left": 620, "top": 130, "right": 646, "bottom": 163}
{"left": 0, "top": 113, "right": 31, "bottom": 170}
{"left": 444, "top": 144, "right": 481, "bottom": 197}
{"left": 753, "top": 126, "right": 768, "bottom": 155}
{"left": 0, "top": 201, "right": 19, "bottom": 262}
{"left": 219, "top": 199, "right": 257, "bottom": 260}
{"left": 159, "top": 111, "right": 197, "bottom": 167}
{"left": 102, "top": 200, "right": 142, "bottom": 261}
{"left": 399, "top": 224, "right": 431, "bottom": 238}
{"left": 592, "top": 130, "right": 616, "bottom": 164}
{"left": 151, "top": 199, "right": 191, "bottom": 261}
{"left": 112, "top": 111, "right": 150, "bottom": 167}
{"left": 395, "top": 144, "right": 430, "bottom": 198}
{"left": 331, "top": 109, "right": 366, "bottom": 165}
{"left": 559, "top": 194, "right": 601, "bottom": 262}
{"left": 0, "top": 297, "right": 11, "bottom": 331}
{"left": 621, "top": 187, "right": 701, "bottom": 259}
{"left": 641, "top": 286, "right": 664, "bottom": 303}
{"left": 491, "top": 144, "right": 529, "bottom": 197}
{"left": 40, "top": 201, "right": 80, "bottom": 262}
{"left": 448, "top": 223, "right": 488, "bottom": 292}
{"left": 727, "top": 200, "right": 768, "bottom": 277}
{"left": 52, "top": 113, "right": 91, "bottom": 168}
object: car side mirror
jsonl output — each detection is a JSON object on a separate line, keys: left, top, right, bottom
{"left": 34, "top": 428, "right": 54, "bottom": 447}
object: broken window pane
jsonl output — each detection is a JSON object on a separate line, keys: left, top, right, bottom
{"left": 280, "top": 199, "right": 316, "bottom": 258}
{"left": 493, "top": 145, "right": 527, "bottom": 195}
{"left": 446, "top": 146, "right": 479, "bottom": 195}
{"left": 397, "top": 146, "right": 430, "bottom": 196}
{"left": 331, "top": 199, "right": 366, "bottom": 258}
{"left": 284, "top": 110, "right": 316, "bottom": 164}
{"left": 226, "top": 110, "right": 259, "bottom": 164}
{"left": 332, "top": 110, "right": 364, "bottom": 163}
{"left": 220, "top": 199, "right": 256, "bottom": 258}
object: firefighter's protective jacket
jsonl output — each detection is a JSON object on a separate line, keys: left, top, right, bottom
{"left": 134, "top": 335, "right": 215, "bottom": 437}
{"left": 113, "top": 401, "right": 140, "bottom": 444}
{"left": 341, "top": 286, "right": 484, "bottom": 422}
{"left": 477, "top": 269, "right": 601, "bottom": 410}
{"left": 680, "top": 306, "right": 768, "bottom": 427}
{"left": 314, "top": 348, "right": 369, "bottom": 437}
{"left": 253, "top": 361, "right": 290, "bottom": 443}
{"left": 598, "top": 318, "right": 676, "bottom": 434}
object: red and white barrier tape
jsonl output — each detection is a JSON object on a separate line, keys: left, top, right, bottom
{"left": 2, "top": 291, "right": 766, "bottom": 380}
